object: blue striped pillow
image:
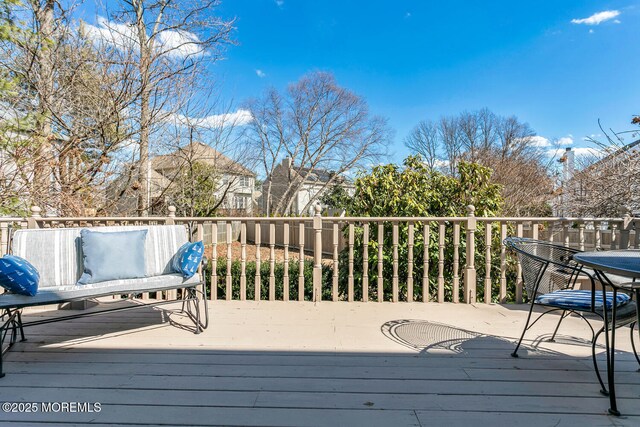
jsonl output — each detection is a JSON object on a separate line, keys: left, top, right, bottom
{"left": 535, "top": 290, "right": 630, "bottom": 310}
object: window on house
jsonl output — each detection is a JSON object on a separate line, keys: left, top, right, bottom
{"left": 238, "top": 176, "right": 250, "bottom": 188}
{"left": 234, "top": 195, "right": 247, "bottom": 209}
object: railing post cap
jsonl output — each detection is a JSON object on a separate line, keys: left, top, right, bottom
{"left": 314, "top": 203, "right": 322, "bottom": 216}
{"left": 30, "top": 206, "right": 42, "bottom": 217}
{"left": 466, "top": 205, "right": 475, "bottom": 215}
{"left": 168, "top": 206, "right": 176, "bottom": 217}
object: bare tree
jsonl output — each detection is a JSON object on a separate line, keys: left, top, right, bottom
{"left": 404, "top": 108, "right": 554, "bottom": 215}
{"left": 246, "top": 71, "right": 390, "bottom": 216}
{"left": 0, "top": 0, "right": 138, "bottom": 215}
{"left": 439, "top": 115, "right": 462, "bottom": 175}
{"left": 404, "top": 120, "right": 439, "bottom": 170}
{"left": 93, "top": 0, "right": 235, "bottom": 215}
{"left": 559, "top": 122, "right": 640, "bottom": 217}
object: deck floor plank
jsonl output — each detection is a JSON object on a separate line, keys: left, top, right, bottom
{"left": 1, "top": 300, "right": 639, "bottom": 425}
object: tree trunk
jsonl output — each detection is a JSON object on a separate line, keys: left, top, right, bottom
{"left": 34, "top": 0, "right": 56, "bottom": 211}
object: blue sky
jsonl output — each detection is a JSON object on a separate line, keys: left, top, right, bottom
{"left": 80, "top": 1, "right": 640, "bottom": 163}
{"left": 207, "top": 0, "right": 640, "bottom": 161}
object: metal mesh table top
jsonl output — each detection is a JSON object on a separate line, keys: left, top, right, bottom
{"left": 574, "top": 250, "right": 640, "bottom": 278}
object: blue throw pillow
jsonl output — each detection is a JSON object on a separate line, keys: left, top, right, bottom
{"left": 78, "top": 229, "right": 148, "bottom": 285}
{"left": 171, "top": 241, "right": 204, "bottom": 279}
{"left": 0, "top": 255, "right": 39, "bottom": 296}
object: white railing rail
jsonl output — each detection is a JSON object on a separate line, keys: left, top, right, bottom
{"left": 1, "top": 205, "right": 637, "bottom": 304}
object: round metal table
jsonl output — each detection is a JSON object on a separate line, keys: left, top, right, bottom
{"left": 573, "top": 249, "right": 640, "bottom": 416}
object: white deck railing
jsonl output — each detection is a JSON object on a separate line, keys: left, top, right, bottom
{"left": 1, "top": 205, "right": 637, "bottom": 304}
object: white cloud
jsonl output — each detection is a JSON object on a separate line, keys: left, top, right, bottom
{"left": 83, "top": 16, "right": 206, "bottom": 59}
{"left": 275, "top": 0, "right": 284, "bottom": 7}
{"left": 589, "top": 29, "right": 594, "bottom": 34}
{"left": 557, "top": 136, "right": 574, "bottom": 146}
{"left": 546, "top": 147, "right": 604, "bottom": 158}
{"left": 571, "top": 10, "right": 620, "bottom": 25}
{"left": 167, "top": 109, "right": 254, "bottom": 128}
{"left": 405, "top": 12, "right": 412, "bottom": 19}
{"left": 528, "top": 136, "right": 552, "bottom": 147}
{"left": 256, "top": 69, "right": 266, "bottom": 78}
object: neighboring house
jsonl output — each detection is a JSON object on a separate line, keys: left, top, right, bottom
{"left": 262, "top": 157, "right": 354, "bottom": 216}
{"left": 110, "top": 142, "right": 256, "bottom": 216}
{"left": 552, "top": 141, "right": 640, "bottom": 217}
{"left": 151, "top": 142, "right": 256, "bottom": 215}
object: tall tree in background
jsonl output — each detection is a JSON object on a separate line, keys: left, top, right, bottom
{"left": 404, "top": 108, "right": 553, "bottom": 216}
{"left": 93, "top": 0, "right": 234, "bottom": 215}
{"left": 0, "top": 0, "right": 140, "bottom": 215}
{"left": 246, "top": 71, "right": 390, "bottom": 216}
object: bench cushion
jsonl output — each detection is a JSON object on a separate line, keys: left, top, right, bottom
{"left": 0, "top": 273, "right": 200, "bottom": 309}
{"left": 12, "top": 225, "right": 189, "bottom": 288}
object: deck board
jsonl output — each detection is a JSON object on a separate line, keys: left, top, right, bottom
{"left": 1, "top": 300, "right": 639, "bottom": 425}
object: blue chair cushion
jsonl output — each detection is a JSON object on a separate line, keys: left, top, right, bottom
{"left": 171, "top": 241, "right": 204, "bottom": 279}
{"left": 0, "top": 255, "right": 39, "bottom": 296}
{"left": 535, "top": 289, "right": 630, "bottom": 310}
{"left": 78, "top": 229, "right": 148, "bottom": 285}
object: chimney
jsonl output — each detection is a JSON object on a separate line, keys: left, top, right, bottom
{"left": 284, "top": 157, "right": 292, "bottom": 169}
{"left": 563, "top": 147, "right": 574, "bottom": 183}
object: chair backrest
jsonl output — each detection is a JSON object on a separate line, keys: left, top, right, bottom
{"left": 504, "top": 237, "right": 584, "bottom": 299}
{"left": 11, "top": 225, "right": 189, "bottom": 288}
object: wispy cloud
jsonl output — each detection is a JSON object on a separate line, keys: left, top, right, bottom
{"left": 166, "top": 109, "right": 253, "bottom": 128}
{"left": 274, "top": 0, "right": 284, "bottom": 8}
{"left": 571, "top": 10, "right": 620, "bottom": 25}
{"left": 557, "top": 136, "right": 573, "bottom": 146}
{"left": 546, "top": 147, "right": 603, "bottom": 158}
{"left": 405, "top": 12, "right": 412, "bottom": 19}
{"left": 528, "top": 136, "right": 552, "bottom": 147}
{"left": 83, "top": 16, "right": 206, "bottom": 59}
{"left": 256, "top": 69, "right": 266, "bottom": 78}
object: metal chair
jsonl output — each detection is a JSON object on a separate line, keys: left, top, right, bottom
{"left": 504, "top": 237, "right": 638, "bottom": 395}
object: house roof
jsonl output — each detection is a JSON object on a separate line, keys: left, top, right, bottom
{"left": 151, "top": 142, "right": 255, "bottom": 177}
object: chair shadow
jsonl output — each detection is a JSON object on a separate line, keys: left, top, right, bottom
{"left": 381, "top": 319, "right": 565, "bottom": 357}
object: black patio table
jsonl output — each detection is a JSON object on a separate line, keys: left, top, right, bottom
{"left": 573, "top": 249, "right": 640, "bottom": 416}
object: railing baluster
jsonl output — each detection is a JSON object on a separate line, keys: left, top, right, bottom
{"left": 392, "top": 221, "right": 399, "bottom": 303}
{"left": 226, "top": 222, "right": 232, "bottom": 300}
{"left": 211, "top": 223, "right": 217, "bottom": 301}
{"left": 634, "top": 219, "right": 640, "bottom": 249}
{"left": 255, "top": 222, "right": 261, "bottom": 301}
{"left": 532, "top": 222, "right": 538, "bottom": 241}
{"left": 423, "top": 223, "right": 430, "bottom": 303}
{"left": 438, "top": 222, "right": 445, "bottom": 303}
{"left": 563, "top": 222, "right": 570, "bottom": 248}
{"left": 377, "top": 223, "right": 384, "bottom": 302}
{"left": 516, "top": 222, "right": 524, "bottom": 304}
{"left": 240, "top": 223, "right": 247, "bottom": 301}
{"left": 453, "top": 222, "right": 460, "bottom": 303}
{"left": 578, "top": 222, "right": 585, "bottom": 252}
{"left": 407, "top": 222, "right": 414, "bottom": 302}
{"left": 348, "top": 223, "right": 355, "bottom": 302}
{"left": 0, "top": 222, "right": 7, "bottom": 256}
{"left": 485, "top": 222, "right": 492, "bottom": 304}
{"left": 283, "top": 223, "right": 290, "bottom": 302}
{"left": 595, "top": 221, "right": 601, "bottom": 250}
{"left": 611, "top": 223, "right": 618, "bottom": 250}
{"left": 332, "top": 222, "right": 339, "bottom": 302}
{"left": 363, "top": 223, "right": 369, "bottom": 302}
{"left": 269, "top": 223, "right": 276, "bottom": 301}
{"left": 299, "top": 223, "right": 305, "bottom": 301}
{"left": 500, "top": 222, "right": 507, "bottom": 303}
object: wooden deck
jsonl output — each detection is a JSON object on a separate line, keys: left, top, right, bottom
{"left": 1, "top": 300, "right": 639, "bottom": 426}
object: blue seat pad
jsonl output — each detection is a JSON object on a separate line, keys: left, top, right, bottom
{"left": 535, "top": 290, "right": 630, "bottom": 310}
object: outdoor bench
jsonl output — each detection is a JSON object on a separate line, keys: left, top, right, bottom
{"left": 0, "top": 224, "right": 208, "bottom": 377}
